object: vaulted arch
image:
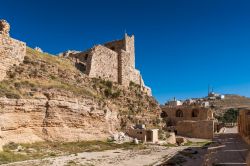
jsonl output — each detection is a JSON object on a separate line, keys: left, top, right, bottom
{"left": 176, "top": 109, "right": 183, "bottom": 117}
{"left": 192, "top": 109, "right": 199, "bottom": 117}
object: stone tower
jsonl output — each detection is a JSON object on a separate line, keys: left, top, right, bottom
{"left": 118, "top": 34, "right": 135, "bottom": 86}
{"left": 124, "top": 33, "right": 135, "bottom": 68}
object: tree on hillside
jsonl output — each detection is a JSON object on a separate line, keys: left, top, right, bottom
{"left": 218, "top": 108, "right": 239, "bottom": 123}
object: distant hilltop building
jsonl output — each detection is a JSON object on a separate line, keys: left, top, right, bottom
{"left": 165, "top": 97, "right": 183, "bottom": 107}
{"left": 165, "top": 97, "right": 210, "bottom": 108}
{"left": 63, "top": 33, "right": 151, "bottom": 95}
{"left": 164, "top": 87, "right": 225, "bottom": 108}
{"left": 207, "top": 86, "right": 225, "bottom": 100}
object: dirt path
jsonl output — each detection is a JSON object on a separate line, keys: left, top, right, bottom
{"left": 205, "top": 127, "right": 250, "bottom": 166}
{"left": 3, "top": 145, "right": 187, "bottom": 166}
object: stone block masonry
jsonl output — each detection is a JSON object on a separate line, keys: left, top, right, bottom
{"left": 88, "top": 45, "right": 119, "bottom": 82}
{"left": 176, "top": 120, "right": 214, "bottom": 139}
{"left": 238, "top": 109, "right": 250, "bottom": 144}
{"left": 0, "top": 20, "right": 26, "bottom": 81}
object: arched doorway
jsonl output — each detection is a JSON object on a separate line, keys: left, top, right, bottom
{"left": 176, "top": 109, "right": 183, "bottom": 117}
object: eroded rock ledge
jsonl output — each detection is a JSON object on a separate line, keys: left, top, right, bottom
{"left": 0, "top": 94, "right": 120, "bottom": 148}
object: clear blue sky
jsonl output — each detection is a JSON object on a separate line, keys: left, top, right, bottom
{"left": 1, "top": 0, "right": 250, "bottom": 103}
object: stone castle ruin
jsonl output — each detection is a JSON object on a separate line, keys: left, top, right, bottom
{"left": 63, "top": 34, "right": 152, "bottom": 96}
{"left": 0, "top": 19, "right": 151, "bottom": 96}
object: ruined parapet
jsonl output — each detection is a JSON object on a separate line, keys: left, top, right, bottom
{"left": 0, "top": 19, "right": 26, "bottom": 81}
{"left": 58, "top": 50, "right": 81, "bottom": 57}
{"left": 0, "top": 19, "right": 10, "bottom": 36}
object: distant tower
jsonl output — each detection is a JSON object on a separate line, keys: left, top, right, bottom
{"left": 208, "top": 85, "right": 210, "bottom": 95}
{"left": 124, "top": 33, "right": 135, "bottom": 68}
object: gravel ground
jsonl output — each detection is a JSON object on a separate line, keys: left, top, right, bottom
{"left": 3, "top": 145, "right": 188, "bottom": 166}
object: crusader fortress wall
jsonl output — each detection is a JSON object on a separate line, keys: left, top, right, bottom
{"left": 67, "top": 34, "right": 151, "bottom": 96}
{"left": 0, "top": 20, "right": 26, "bottom": 81}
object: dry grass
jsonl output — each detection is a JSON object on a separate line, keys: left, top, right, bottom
{"left": 26, "top": 47, "right": 76, "bottom": 72}
{"left": 0, "top": 141, "right": 145, "bottom": 164}
{"left": 0, "top": 77, "right": 98, "bottom": 99}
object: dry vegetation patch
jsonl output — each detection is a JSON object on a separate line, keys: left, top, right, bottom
{"left": 0, "top": 141, "right": 146, "bottom": 164}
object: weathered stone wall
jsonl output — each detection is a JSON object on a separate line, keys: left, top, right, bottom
{"left": 119, "top": 50, "right": 132, "bottom": 86}
{"left": 104, "top": 39, "right": 125, "bottom": 53}
{"left": 142, "top": 86, "right": 152, "bottom": 96}
{"left": 238, "top": 109, "right": 250, "bottom": 144}
{"left": 68, "top": 49, "right": 92, "bottom": 74}
{"left": 0, "top": 34, "right": 26, "bottom": 81}
{"left": 126, "top": 128, "right": 147, "bottom": 142}
{"left": 131, "top": 69, "right": 142, "bottom": 86}
{"left": 176, "top": 120, "right": 214, "bottom": 139}
{"left": 88, "top": 45, "right": 118, "bottom": 82}
{"left": 161, "top": 106, "right": 214, "bottom": 126}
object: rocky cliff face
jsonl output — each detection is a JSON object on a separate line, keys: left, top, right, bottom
{"left": 0, "top": 47, "right": 161, "bottom": 148}
{"left": 0, "top": 92, "right": 119, "bottom": 148}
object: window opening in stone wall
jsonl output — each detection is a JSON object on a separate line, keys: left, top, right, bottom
{"left": 176, "top": 109, "right": 183, "bottom": 117}
{"left": 161, "top": 111, "right": 168, "bottom": 118}
{"left": 85, "top": 54, "right": 88, "bottom": 60}
{"left": 192, "top": 109, "right": 199, "bottom": 117}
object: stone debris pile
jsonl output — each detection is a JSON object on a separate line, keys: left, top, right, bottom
{"left": 109, "top": 132, "right": 133, "bottom": 143}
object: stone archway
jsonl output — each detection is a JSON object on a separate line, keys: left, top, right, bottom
{"left": 192, "top": 109, "right": 199, "bottom": 117}
{"left": 176, "top": 109, "right": 183, "bottom": 117}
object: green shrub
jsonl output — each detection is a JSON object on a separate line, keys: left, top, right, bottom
{"left": 218, "top": 108, "right": 239, "bottom": 123}
{"left": 50, "top": 75, "right": 56, "bottom": 80}
{"left": 48, "top": 152, "right": 56, "bottom": 157}
{"left": 5, "top": 92, "right": 20, "bottom": 99}
{"left": 104, "top": 88, "right": 112, "bottom": 98}
{"left": 129, "top": 81, "right": 136, "bottom": 87}
{"left": 105, "top": 81, "right": 113, "bottom": 89}
{"left": 112, "top": 90, "right": 121, "bottom": 98}
{"left": 3, "top": 142, "right": 19, "bottom": 151}
{"left": 0, "top": 151, "right": 28, "bottom": 164}
{"left": 23, "top": 56, "right": 32, "bottom": 64}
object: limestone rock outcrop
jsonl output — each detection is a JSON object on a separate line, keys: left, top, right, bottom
{"left": 0, "top": 92, "right": 120, "bottom": 148}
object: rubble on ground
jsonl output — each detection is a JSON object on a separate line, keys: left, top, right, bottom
{"left": 108, "top": 132, "right": 133, "bottom": 143}
{"left": 176, "top": 136, "right": 188, "bottom": 146}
